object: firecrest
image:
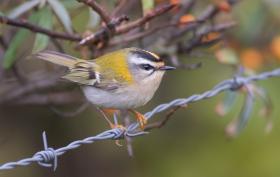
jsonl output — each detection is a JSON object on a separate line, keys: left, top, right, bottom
{"left": 36, "top": 48, "right": 175, "bottom": 129}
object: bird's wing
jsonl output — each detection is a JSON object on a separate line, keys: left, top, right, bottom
{"left": 36, "top": 51, "right": 122, "bottom": 90}
{"left": 63, "top": 61, "right": 98, "bottom": 86}
{"left": 64, "top": 62, "right": 122, "bottom": 90}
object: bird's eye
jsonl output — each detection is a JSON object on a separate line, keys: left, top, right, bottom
{"left": 140, "top": 64, "right": 154, "bottom": 71}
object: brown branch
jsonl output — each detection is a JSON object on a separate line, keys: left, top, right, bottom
{"left": 7, "top": 91, "right": 86, "bottom": 106}
{"left": 168, "top": 0, "right": 238, "bottom": 42}
{"left": 109, "top": 21, "right": 201, "bottom": 47}
{"left": 116, "top": 4, "right": 177, "bottom": 34}
{"left": 0, "top": 76, "right": 60, "bottom": 104}
{"left": 144, "top": 105, "right": 186, "bottom": 131}
{"left": 178, "top": 21, "right": 236, "bottom": 53}
{"left": 78, "top": 15, "right": 129, "bottom": 46}
{"left": 0, "top": 15, "right": 82, "bottom": 41}
{"left": 198, "top": 0, "right": 238, "bottom": 21}
{"left": 111, "top": 0, "right": 129, "bottom": 17}
{"left": 78, "top": 4, "right": 176, "bottom": 47}
{"left": 77, "top": 0, "right": 111, "bottom": 24}
{"left": 172, "top": 0, "right": 195, "bottom": 22}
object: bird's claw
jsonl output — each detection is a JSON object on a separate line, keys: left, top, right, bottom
{"left": 131, "top": 110, "right": 147, "bottom": 130}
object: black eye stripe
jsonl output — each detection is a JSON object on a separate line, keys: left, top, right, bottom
{"left": 131, "top": 50, "right": 163, "bottom": 62}
{"left": 140, "top": 64, "right": 155, "bottom": 71}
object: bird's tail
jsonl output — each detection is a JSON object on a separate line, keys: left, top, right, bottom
{"left": 35, "top": 51, "right": 79, "bottom": 68}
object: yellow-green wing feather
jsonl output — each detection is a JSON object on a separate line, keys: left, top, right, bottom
{"left": 36, "top": 48, "right": 134, "bottom": 88}
{"left": 36, "top": 51, "right": 79, "bottom": 68}
{"left": 36, "top": 51, "right": 98, "bottom": 85}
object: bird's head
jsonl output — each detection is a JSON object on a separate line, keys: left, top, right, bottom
{"left": 126, "top": 48, "right": 175, "bottom": 85}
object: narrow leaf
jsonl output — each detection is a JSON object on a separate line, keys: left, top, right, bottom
{"left": 3, "top": 29, "right": 29, "bottom": 69}
{"left": 8, "top": 0, "right": 41, "bottom": 18}
{"left": 225, "top": 92, "right": 254, "bottom": 138}
{"left": 3, "top": 12, "right": 39, "bottom": 69}
{"left": 61, "top": 0, "right": 82, "bottom": 9}
{"left": 236, "top": 91, "right": 255, "bottom": 134}
{"left": 47, "top": 0, "right": 73, "bottom": 33}
{"left": 216, "top": 91, "right": 237, "bottom": 116}
{"left": 32, "top": 7, "right": 53, "bottom": 53}
{"left": 87, "top": 8, "right": 100, "bottom": 29}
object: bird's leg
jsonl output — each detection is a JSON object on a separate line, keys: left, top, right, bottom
{"left": 128, "top": 109, "right": 148, "bottom": 130}
{"left": 96, "top": 107, "right": 115, "bottom": 128}
{"left": 98, "top": 108, "right": 126, "bottom": 128}
{"left": 112, "top": 113, "right": 125, "bottom": 147}
{"left": 96, "top": 108, "right": 125, "bottom": 146}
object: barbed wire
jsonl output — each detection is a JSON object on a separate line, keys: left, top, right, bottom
{"left": 1, "top": 68, "right": 280, "bottom": 171}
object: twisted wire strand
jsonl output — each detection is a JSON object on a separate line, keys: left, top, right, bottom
{"left": 1, "top": 68, "right": 280, "bottom": 171}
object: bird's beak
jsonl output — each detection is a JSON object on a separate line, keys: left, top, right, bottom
{"left": 159, "top": 65, "right": 176, "bottom": 71}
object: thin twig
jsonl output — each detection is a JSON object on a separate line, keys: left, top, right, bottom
{"left": 116, "top": 4, "right": 177, "bottom": 34}
{"left": 144, "top": 105, "right": 183, "bottom": 131}
{"left": 179, "top": 21, "right": 236, "bottom": 53}
{"left": 109, "top": 21, "right": 201, "bottom": 46}
{"left": 77, "top": 0, "right": 111, "bottom": 24}
{"left": 168, "top": 0, "right": 238, "bottom": 42}
{"left": 78, "top": 4, "right": 176, "bottom": 46}
{"left": 172, "top": 0, "right": 195, "bottom": 22}
{"left": 111, "top": 0, "right": 129, "bottom": 17}
{"left": 0, "top": 15, "right": 81, "bottom": 41}
{"left": 7, "top": 92, "right": 86, "bottom": 106}
{"left": 78, "top": 15, "right": 129, "bottom": 46}
{"left": 0, "top": 76, "right": 60, "bottom": 104}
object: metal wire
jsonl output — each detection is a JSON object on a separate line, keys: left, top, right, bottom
{"left": 1, "top": 68, "right": 280, "bottom": 171}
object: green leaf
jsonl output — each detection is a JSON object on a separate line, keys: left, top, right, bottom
{"left": 61, "top": 0, "right": 82, "bottom": 9}
{"left": 8, "top": 0, "right": 41, "bottom": 18}
{"left": 3, "top": 12, "right": 39, "bottom": 69}
{"left": 142, "top": 0, "right": 154, "bottom": 14}
{"left": 32, "top": 7, "right": 53, "bottom": 53}
{"left": 236, "top": 92, "right": 254, "bottom": 134}
{"left": 47, "top": 0, "right": 73, "bottom": 33}
{"left": 3, "top": 29, "right": 29, "bottom": 69}
{"left": 216, "top": 91, "right": 237, "bottom": 116}
{"left": 226, "top": 91, "right": 255, "bottom": 137}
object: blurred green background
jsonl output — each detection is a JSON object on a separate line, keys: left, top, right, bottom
{"left": 1, "top": 0, "right": 280, "bottom": 177}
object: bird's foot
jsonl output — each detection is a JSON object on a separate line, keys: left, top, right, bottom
{"left": 110, "top": 124, "right": 126, "bottom": 147}
{"left": 129, "top": 110, "right": 148, "bottom": 130}
{"left": 96, "top": 107, "right": 125, "bottom": 146}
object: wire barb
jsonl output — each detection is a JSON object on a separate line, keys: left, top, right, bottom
{"left": 0, "top": 68, "right": 280, "bottom": 171}
{"left": 33, "top": 131, "right": 58, "bottom": 171}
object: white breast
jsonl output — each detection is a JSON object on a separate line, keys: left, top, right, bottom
{"left": 82, "top": 72, "right": 164, "bottom": 109}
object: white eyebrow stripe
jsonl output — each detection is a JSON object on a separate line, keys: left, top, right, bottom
{"left": 130, "top": 56, "right": 157, "bottom": 67}
{"left": 142, "top": 50, "right": 160, "bottom": 59}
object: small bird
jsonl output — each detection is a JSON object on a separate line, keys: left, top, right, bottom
{"left": 36, "top": 48, "right": 175, "bottom": 129}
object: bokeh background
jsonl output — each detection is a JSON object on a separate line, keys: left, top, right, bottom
{"left": 1, "top": 0, "right": 280, "bottom": 177}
